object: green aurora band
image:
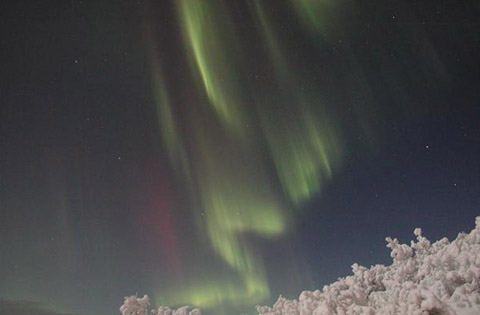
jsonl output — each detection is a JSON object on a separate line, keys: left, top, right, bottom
{"left": 177, "top": 0, "right": 246, "bottom": 134}
{"left": 253, "top": 2, "right": 343, "bottom": 204}
{"left": 289, "top": 0, "right": 342, "bottom": 35}
{"left": 149, "top": 0, "right": 345, "bottom": 311}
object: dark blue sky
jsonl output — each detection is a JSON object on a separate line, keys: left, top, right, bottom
{"left": 1, "top": 1, "right": 479, "bottom": 315}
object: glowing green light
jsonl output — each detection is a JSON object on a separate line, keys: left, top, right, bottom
{"left": 176, "top": 0, "right": 245, "bottom": 131}
{"left": 252, "top": 1, "right": 289, "bottom": 79}
{"left": 252, "top": 2, "right": 344, "bottom": 204}
{"left": 149, "top": 46, "right": 193, "bottom": 185}
{"left": 289, "top": 0, "right": 339, "bottom": 34}
{"left": 156, "top": 275, "right": 269, "bottom": 310}
{"left": 262, "top": 106, "right": 343, "bottom": 204}
{"left": 195, "top": 134, "right": 286, "bottom": 300}
{"left": 149, "top": 1, "right": 348, "bottom": 312}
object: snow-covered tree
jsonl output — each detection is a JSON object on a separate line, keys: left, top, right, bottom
{"left": 257, "top": 216, "right": 480, "bottom": 315}
{"left": 122, "top": 217, "right": 480, "bottom": 315}
{"left": 119, "top": 295, "right": 201, "bottom": 315}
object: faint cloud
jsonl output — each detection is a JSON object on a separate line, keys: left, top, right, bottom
{"left": 0, "top": 299, "right": 77, "bottom": 315}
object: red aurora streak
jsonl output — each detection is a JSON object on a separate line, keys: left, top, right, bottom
{"left": 141, "top": 162, "right": 184, "bottom": 280}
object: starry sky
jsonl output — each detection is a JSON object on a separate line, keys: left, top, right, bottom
{"left": 1, "top": 1, "right": 479, "bottom": 315}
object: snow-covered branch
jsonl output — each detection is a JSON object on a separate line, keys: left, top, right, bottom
{"left": 121, "top": 217, "right": 480, "bottom": 315}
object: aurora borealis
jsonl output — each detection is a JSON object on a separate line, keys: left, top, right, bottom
{"left": 148, "top": 0, "right": 344, "bottom": 307}
{"left": 1, "top": 1, "right": 480, "bottom": 315}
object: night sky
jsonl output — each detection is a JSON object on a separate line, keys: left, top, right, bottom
{"left": 1, "top": 1, "right": 479, "bottom": 315}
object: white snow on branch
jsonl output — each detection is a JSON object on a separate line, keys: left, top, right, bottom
{"left": 121, "top": 217, "right": 480, "bottom": 315}
{"left": 119, "top": 295, "right": 200, "bottom": 315}
{"left": 257, "top": 216, "right": 480, "bottom": 315}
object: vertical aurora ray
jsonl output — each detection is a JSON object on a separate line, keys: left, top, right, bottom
{"left": 261, "top": 107, "right": 343, "bottom": 204}
{"left": 176, "top": 0, "right": 246, "bottom": 133}
{"left": 149, "top": 45, "right": 191, "bottom": 181}
{"left": 252, "top": 2, "right": 344, "bottom": 204}
{"left": 138, "top": 41, "right": 187, "bottom": 282}
{"left": 288, "top": 0, "right": 342, "bottom": 36}
{"left": 252, "top": 1, "right": 290, "bottom": 80}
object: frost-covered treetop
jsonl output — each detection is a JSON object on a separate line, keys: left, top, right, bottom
{"left": 119, "top": 295, "right": 201, "bottom": 315}
{"left": 257, "top": 216, "right": 480, "bottom": 315}
{"left": 121, "top": 216, "right": 480, "bottom": 315}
